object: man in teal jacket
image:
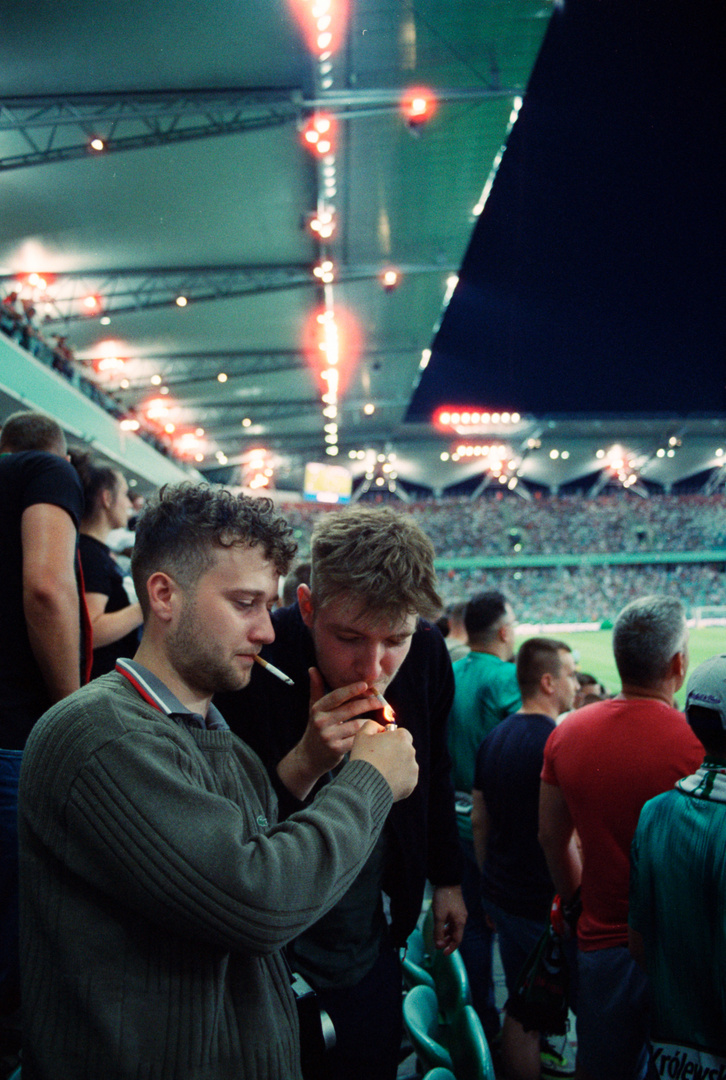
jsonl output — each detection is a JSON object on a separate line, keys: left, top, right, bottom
{"left": 447, "top": 589, "right": 520, "bottom": 1046}
{"left": 630, "top": 653, "right": 726, "bottom": 1071}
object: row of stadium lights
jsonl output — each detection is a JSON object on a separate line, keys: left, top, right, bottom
{"left": 438, "top": 409, "right": 522, "bottom": 426}
{"left": 15, "top": 6, "right": 526, "bottom": 476}
{"left": 297, "top": 0, "right": 361, "bottom": 462}
{"left": 292, "top": 0, "right": 443, "bottom": 466}
{"left": 16, "top": 271, "right": 277, "bottom": 468}
{"left": 291, "top": 1, "right": 527, "bottom": 478}
{"left": 434, "top": 436, "right": 726, "bottom": 491}
{"left": 16, "top": 265, "right": 726, "bottom": 485}
{"left": 9, "top": 275, "right": 210, "bottom": 463}
{"left": 444, "top": 444, "right": 522, "bottom": 490}
{"left": 176, "top": 436, "right": 726, "bottom": 488}
{"left": 347, "top": 449, "right": 398, "bottom": 482}
{"left": 29, "top": 25, "right": 715, "bottom": 493}
{"left": 435, "top": 408, "right": 524, "bottom": 487}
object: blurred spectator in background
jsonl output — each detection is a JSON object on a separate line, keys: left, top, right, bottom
{"left": 71, "top": 450, "right": 143, "bottom": 679}
{"left": 280, "top": 559, "right": 311, "bottom": 608}
{"left": 444, "top": 600, "right": 469, "bottom": 662}
{"left": 448, "top": 591, "right": 520, "bottom": 792}
{"left": 105, "top": 526, "right": 137, "bottom": 577}
{"left": 574, "top": 672, "right": 607, "bottom": 709}
{"left": 447, "top": 590, "right": 521, "bottom": 1047}
{"left": 0, "top": 293, "right": 22, "bottom": 338}
{"left": 0, "top": 411, "right": 87, "bottom": 1053}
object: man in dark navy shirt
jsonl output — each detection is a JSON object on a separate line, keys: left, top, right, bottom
{"left": 473, "top": 637, "right": 578, "bottom": 1080}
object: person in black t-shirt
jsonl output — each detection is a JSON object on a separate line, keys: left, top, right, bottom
{"left": 0, "top": 410, "right": 85, "bottom": 1029}
{"left": 71, "top": 450, "right": 143, "bottom": 679}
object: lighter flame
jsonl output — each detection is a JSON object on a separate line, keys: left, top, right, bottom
{"left": 373, "top": 690, "right": 397, "bottom": 729}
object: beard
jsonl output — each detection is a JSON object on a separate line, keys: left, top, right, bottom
{"left": 166, "top": 600, "right": 251, "bottom": 696}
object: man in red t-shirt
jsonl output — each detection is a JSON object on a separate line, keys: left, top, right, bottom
{"left": 539, "top": 595, "right": 703, "bottom": 1080}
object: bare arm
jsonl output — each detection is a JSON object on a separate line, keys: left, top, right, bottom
{"left": 471, "top": 788, "right": 491, "bottom": 872}
{"left": 85, "top": 592, "right": 143, "bottom": 649}
{"left": 276, "top": 668, "right": 383, "bottom": 800}
{"left": 538, "top": 781, "right": 582, "bottom": 902}
{"left": 22, "top": 502, "right": 81, "bottom": 703}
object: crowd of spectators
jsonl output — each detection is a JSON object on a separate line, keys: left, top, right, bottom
{"left": 281, "top": 493, "right": 726, "bottom": 559}
{"left": 436, "top": 562, "right": 726, "bottom": 624}
{"left": 387, "top": 493, "right": 726, "bottom": 558}
{"left": 0, "top": 291, "right": 183, "bottom": 463}
{"left": 281, "top": 493, "right": 726, "bottom": 625}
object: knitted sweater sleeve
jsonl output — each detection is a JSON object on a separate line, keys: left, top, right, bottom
{"left": 21, "top": 691, "right": 393, "bottom": 956}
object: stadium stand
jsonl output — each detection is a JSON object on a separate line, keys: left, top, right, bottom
{"left": 280, "top": 495, "right": 726, "bottom": 625}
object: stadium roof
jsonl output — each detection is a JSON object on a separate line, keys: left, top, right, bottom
{"left": 0, "top": 0, "right": 723, "bottom": 498}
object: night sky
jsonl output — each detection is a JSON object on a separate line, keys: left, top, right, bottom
{"left": 407, "top": 0, "right": 725, "bottom": 421}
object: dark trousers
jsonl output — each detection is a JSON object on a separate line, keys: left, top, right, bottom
{"left": 459, "top": 835, "right": 501, "bottom": 1043}
{"left": 0, "top": 750, "right": 22, "bottom": 1016}
{"left": 315, "top": 944, "right": 403, "bottom": 1080}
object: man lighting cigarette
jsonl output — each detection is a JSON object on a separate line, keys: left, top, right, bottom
{"left": 217, "top": 505, "right": 465, "bottom": 1080}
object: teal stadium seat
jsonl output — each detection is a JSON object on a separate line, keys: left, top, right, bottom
{"left": 422, "top": 1069, "right": 458, "bottom": 1080}
{"left": 449, "top": 1004, "right": 496, "bottom": 1080}
{"left": 401, "top": 925, "right": 435, "bottom": 991}
{"left": 431, "top": 946, "right": 472, "bottom": 1023}
{"left": 402, "top": 984, "right": 454, "bottom": 1072}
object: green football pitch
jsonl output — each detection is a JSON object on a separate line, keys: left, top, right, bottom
{"left": 536, "top": 625, "right": 726, "bottom": 709}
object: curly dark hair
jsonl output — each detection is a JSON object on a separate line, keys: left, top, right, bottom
{"left": 131, "top": 483, "right": 296, "bottom": 616}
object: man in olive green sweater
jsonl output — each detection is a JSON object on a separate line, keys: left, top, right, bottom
{"left": 18, "top": 484, "right": 418, "bottom": 1080}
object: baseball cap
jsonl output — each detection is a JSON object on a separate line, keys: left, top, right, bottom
{"left": 685, "top": 654, "right": 726, "bottom": 732}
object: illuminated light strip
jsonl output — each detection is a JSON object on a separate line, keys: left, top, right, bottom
{"left": 290, "top": 1, "right": 351, "bottom": 457}
{"left": 435, "top": 408, "right": 521, "bottom": 428}
{"left": 472, "top": 96, "right": 523, "bottom": 217}
{"left": 287, "top": 0, "right": 346, "bottom": 57}
{"left": 414, "top": 96, "right": 527, "bottom": 415}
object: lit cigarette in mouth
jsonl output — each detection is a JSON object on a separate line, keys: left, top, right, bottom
{"left": 253, "top": 654, "right": 295, "bottom": 686}
{"left": 373, "top": 690, "right": 397, "bottom": 729}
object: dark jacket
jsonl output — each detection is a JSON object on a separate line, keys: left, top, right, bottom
{"left": 216, "top": 602, "right": 463, "bottom": 946}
